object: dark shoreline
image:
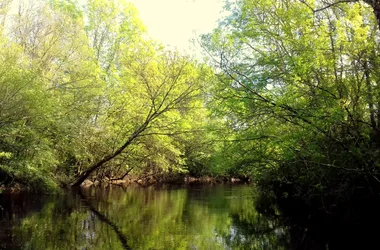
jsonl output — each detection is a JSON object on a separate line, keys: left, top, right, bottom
{"left": 0, "top": 175, "right": 251, "bottom": 193}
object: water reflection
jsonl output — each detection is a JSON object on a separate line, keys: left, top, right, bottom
{"left": 0, "top": 185, "right": 289, "bottom": 249}
{"left": 8, "top": 185, "right": 379, "bottom": 250}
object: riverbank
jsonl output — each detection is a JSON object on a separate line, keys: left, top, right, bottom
{"left": 80, "top": 175, "right": 250, "bottom": 188}
{"left": 0, "top": 174, "right": 251, "bottom": 193}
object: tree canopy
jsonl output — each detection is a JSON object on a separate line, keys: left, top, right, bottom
{"left": 1, "top": 0, "right": 380, "bottom": 210}
{"left": 0, "top": 0, "right": 216, "bottom": 191}
{"left": 202, "top": 0, "right": 380, "bottom": 208}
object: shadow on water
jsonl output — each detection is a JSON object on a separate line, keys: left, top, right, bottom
{"left": 254, "top": 191, "right": 380, "bottom": 250}
{"left": 0, "top": 193, "right": 51, "bottom": 250}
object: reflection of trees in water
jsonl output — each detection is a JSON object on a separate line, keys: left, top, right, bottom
{"left": 1, "top": 186, "right": 290, "bottom": 249}
{"left": 77, "top": 189, "right": 132, "bottom": 250}
{"left": 253, "top": 191, "right": 380, "bottom": 250}
{"left": 5, "top": 186, "right": 380, "bottom": 250}
{"left": 0, "top": 193, "right": 51, "bottom": 249}
{"left": 216, "top": 214, "right": 289, "bottom": 250}
{"left": 213, "top": 190, "right": 290, "bottom": 250}
{"left": 3, "top": 186, "right": 235, "bottom": 249}
{"left": 9, "top": 191, "right": 128, "bottom": 250}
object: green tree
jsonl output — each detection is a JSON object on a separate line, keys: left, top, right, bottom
{"left": 72, "top": 51, "right": 212, "bottom": 186}
{"left": 203, "top": 0, "right": 380, "bottom": 206}
{"left": 0, "top": 0, "right": 218, "bottom": 191}
{"left": 300, "top": 0, "right": 380, "bottom": 29}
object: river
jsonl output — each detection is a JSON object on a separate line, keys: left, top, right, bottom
{"left": 0, "top": 184, "right": 377, "bottom": 249}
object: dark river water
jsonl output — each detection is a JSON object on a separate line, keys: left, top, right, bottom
{"left": 0, "top": 184, "right": 378, "bottom": 250}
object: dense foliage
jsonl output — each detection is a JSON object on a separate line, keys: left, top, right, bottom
{"left": 0, "top": 0, "right": 216, "bottom": 191}
{"left": 203, "top": 0, "right": 380, "bottom": 210}
{"left": 2, "top": 0, "right": 380, "bottom": 211}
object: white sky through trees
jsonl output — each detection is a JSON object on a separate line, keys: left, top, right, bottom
{"left": 129, "top": 0, "right": 225, "bottom": 55}
{"left": 9, "top": 0, "right": 225, "bottom": 57}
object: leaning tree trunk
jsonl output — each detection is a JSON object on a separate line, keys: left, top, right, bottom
{"left": 71, "top": 119, "right": 150, "bottom": 187}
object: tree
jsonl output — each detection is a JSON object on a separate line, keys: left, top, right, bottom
{"left": 71, "top": 51, "right": 211, "bottom": 186}
{"left": 202, "top": 0, "right": 380, "bottom": 205}
{"left": 299, "top": 0, "right": 380, "bottom": 29}
{"left": 0, "top": 0, "right": 216, "bottom": 190}
{"left": 0, "top": 0, "right": 107, "bottom": 191}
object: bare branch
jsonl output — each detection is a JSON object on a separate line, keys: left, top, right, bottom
{"left": 299, "top": 0, "right": 358, "bottom": 13}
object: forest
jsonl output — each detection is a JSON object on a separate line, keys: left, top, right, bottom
{"left": 1, "top": 0, "right": 380, "bottom": 213}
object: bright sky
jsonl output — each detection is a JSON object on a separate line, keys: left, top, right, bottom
{"left": 8, "top": 0, "right": 225, "bottom": 57}
{"left": 129, "top": 0, "right": 225, "bottom": 55}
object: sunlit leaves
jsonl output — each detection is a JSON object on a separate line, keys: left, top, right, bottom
{"left": 203, "top": 0, "right": 380, "bottom": 199}
{"left": 0, "top": 0, "right": 218, "bottom": 189}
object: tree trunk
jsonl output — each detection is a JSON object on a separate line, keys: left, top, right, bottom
{"left": 110, "top": 167, "right": 134, "bottom": 181}
{"left": 71, "top": 119, "right": 150, "bottom": 187}
{"left": 363, "top": 61, "right": 376, "bottom": 129}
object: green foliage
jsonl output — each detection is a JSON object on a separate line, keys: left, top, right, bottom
{"left": 0, "top": 0, "right": 218, "bottom": 190}
{"left": 203, "top": 0, "right": 380, "bottom": 206}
